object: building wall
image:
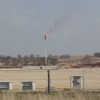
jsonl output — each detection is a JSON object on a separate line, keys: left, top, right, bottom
{"left": 0, "top": 68, "right": 100, "bottom": 91}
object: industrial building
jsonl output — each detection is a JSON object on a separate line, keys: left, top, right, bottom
{"left": 0, "top": 68, "right": 100, "bottom": 91}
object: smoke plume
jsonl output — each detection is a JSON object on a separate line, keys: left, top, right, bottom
{"left": 48, "top": 15, "right": 66, "bottom": 33}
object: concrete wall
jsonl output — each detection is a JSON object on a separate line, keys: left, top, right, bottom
{"left": 0, "top": 68, "right": 100, "bottom": 91}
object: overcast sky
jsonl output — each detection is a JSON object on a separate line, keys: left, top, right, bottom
{"left": 0, "top": 0, "right": 100, "bottom": 56}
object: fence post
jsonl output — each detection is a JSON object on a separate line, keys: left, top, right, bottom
{"left": 47, "top": 70, "right": 50, "bottom": 93}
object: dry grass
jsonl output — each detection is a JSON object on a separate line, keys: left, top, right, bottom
{"left": 0, "top": 91, "right": 100, "bottom": 100}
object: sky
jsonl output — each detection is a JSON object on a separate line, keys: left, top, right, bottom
{"left": 0, "top": 0, "right": 100, "bottom": 56}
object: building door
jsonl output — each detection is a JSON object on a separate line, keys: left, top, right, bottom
{"left": 71, "top": 76, "right": 84, "bottom": 90}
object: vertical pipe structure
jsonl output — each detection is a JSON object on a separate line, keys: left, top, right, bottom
{"left": 45, "top": 40, "right": 47, "bottom": 66}
{"left": 44, "top": 32, "right": 50, "bottom": 92}
{"left": 44, "top": 32, "right": 48, "bottom": 66}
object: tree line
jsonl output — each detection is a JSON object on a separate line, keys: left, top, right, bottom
{"left": 0, "top": 54, "right": 71, "bottom": 68}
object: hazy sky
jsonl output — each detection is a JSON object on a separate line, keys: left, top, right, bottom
{"left": 0, "top": 0, "right": 100, "bottom": 56}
